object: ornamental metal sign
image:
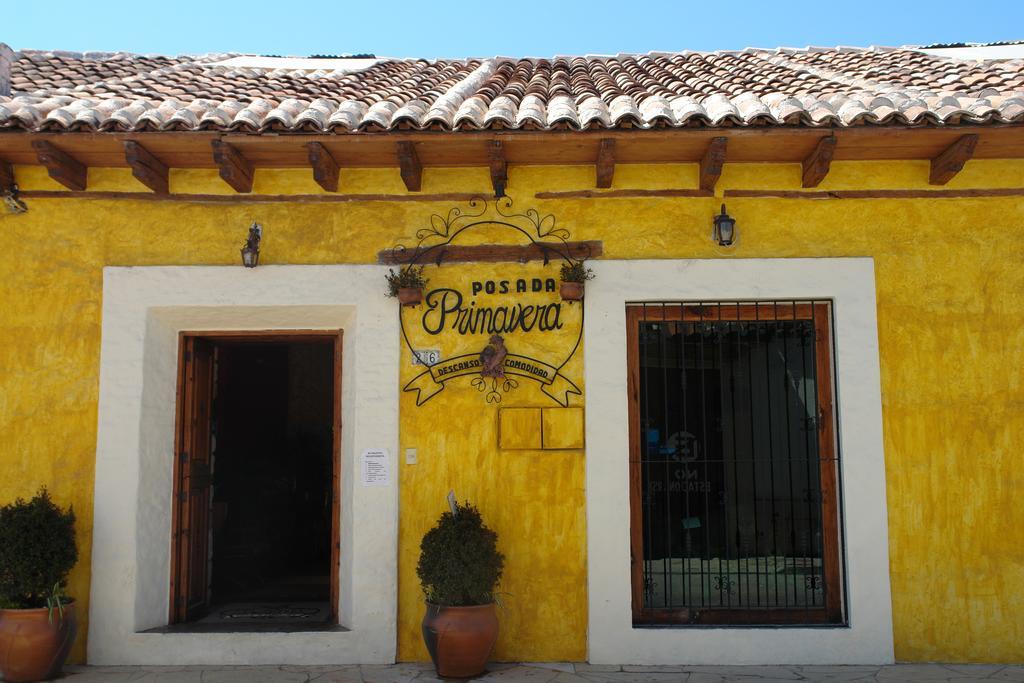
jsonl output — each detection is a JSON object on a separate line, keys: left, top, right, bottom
{"left": 390, "top": 197, "right": 589, "bottom": 407}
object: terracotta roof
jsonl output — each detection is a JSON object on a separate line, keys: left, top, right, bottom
{"left": 2, "top": 45, "right": 1023, "bottom": 133}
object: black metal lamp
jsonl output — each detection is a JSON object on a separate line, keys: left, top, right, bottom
{"left": 712, "top": 204, "right": 736, "bottom": 246}
{"left": 2, "top": 184, "right": 27, "bottom": 215}
{"left": 240, "top": 222, "right": 262, "bottom": 267}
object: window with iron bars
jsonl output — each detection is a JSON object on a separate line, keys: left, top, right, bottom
{"left": 627, "top": 301, "right": 845, "bottom": 626}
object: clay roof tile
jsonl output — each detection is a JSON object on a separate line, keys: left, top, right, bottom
{"left": 3, "top": 44, "right": 1023, "bottom": 132}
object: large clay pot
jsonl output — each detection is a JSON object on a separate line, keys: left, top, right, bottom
{"left": 398, "top": 287, "right": 423, "bottom": 306}
{"left": 0, "top": 601, "right": 77, "bottom": 683}
{"left": 421, "top": 602, "right": 498, "bottom": 678}
{"left": 559, "top": 281, "right": 584, "bottom": 301}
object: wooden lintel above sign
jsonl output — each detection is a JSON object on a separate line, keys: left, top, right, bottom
{"left": 123, "top": 141, "right": 169, "bottom": 194}
{"left": 699, "top": 137, "right": 727, "bottom": 193}
{"left": 397, "top": 141, "right": 422, "bottom": 191}
{"left": 378, "top": 240, "right": 603, "bottom": 266}
{"left": 488, "top": 140, "right": 507, "bottom": 198}
{"left": 596, "top": 138, "right": 616, "bottom": 188}
{"left": 31, "top": 140, "right": 87, "bottom": 191}
{"left": 307, "top": 141, "right": 340, "bottom": 192}
{"left": 929, "top": 134, "right": 978, "bottom": 185}
{"left": 801, "top": 135, "right": 837, "bottom": 188}
{"left": 211, "top": 139, "right": 254, "bottom": 193}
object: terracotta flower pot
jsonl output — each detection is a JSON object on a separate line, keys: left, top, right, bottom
{"left": 398, "top": 287, "right": 423, "bottom": 306}
{"left": 560, "top": 281, "right": 584, "bottom": 301}
{"left": 0, "top": 601, "right": 77, "bottom": 683}
{"left": 421, "top": 602, "right": 498, "bottom": 678}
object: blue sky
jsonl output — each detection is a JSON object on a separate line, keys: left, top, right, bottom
{"left": 5, "top": 0, "right": 1023, "bottom": 58}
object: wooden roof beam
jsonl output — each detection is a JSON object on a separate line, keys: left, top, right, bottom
{"left": 488, "top": 140, "right": 507, "bottom": 198}
{"left": 31, "top": 140, "right": 87, "bottom": 191}
{"left": 397, "top": 141, "right": 421, "bottom": 191}
{"left": 307, "top": 142, "right": 339, "bottom": 192}
{"left": 699, "top": 136, "right": 727, "bottom": 193}
{"left": 802, "top": 135, "right": 837, "bottom": 188}
{"left": 930, "top": 134, "right": 978, "bottom": 185}
{"left": 123, "top": 141, "right": 168, "bottom": 194}
{"left": 596, "top": 138, "right": 616, "bottom": 188}
{"left": 211, "top": 139, "right": 253, "bottom": 193}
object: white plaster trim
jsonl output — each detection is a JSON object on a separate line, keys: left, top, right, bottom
{"left": 89, "top": 266, "right": 400, "bottom": 665}
{"left": 583, "top": 258, "right": 894, "bottom": 665}
{"left": 215, "top": 56, "right": 382, "bottom": 73}
{"left": 917, "top": 45, "right": 1024, "bottom": 60}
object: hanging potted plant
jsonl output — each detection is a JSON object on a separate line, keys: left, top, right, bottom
{"left": 386, "top": 266, "right": 429, "bottom": 306}
{"left": 417, "top": 501, "right": 504, "bottom": 678}
{"left": 559, "top": 260, "right": 594, "bottom": 302}
{"left": 0, "top": 489, "right": 79, "bottom": 683}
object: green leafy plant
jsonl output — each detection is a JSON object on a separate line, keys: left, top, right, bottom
{"left": 46, "top": 582, "right": 66, "bottom": 624}
{"left": 0, "top": 488, "right": 77, "bottom": 614}
{"left": 417, "top": 502, "right": 504, "bottom": 606}
{"left": 559, "top": 260, "right": 595, "bottom": 283}
{"left": 386, "top": 266, "right": 429, "bottom": 297}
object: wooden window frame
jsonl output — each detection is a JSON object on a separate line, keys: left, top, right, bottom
{"left": 626, "top": 303, "right": 843, "bottom": 626}
{"left": 169, "top": 329, "right": 343, "bottom": 625}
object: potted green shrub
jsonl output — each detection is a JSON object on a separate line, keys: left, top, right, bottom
{"left": 559, "top": 260, "right": 594, "bottom": 301}
{"left": 386, "top": 266, "right": 429, "bottom": 306}
{"left": 0, "top": 488, "right": 79, "bottom": 683}
{"left": 417, "top": 501, "right": 504, "bottom": 678}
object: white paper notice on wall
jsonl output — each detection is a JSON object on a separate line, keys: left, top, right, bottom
{"left": 360, "top": 448, "right": 391, "bottom": 487}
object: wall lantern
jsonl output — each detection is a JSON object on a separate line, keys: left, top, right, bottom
{"left": 712, "top": 204, "right": 737, "bottom": 247}
{"left": 2, "top": 185, "right": 28, "bottom": 215}
{"left": 240, "top": 222, "right": 262, "bottom": 267}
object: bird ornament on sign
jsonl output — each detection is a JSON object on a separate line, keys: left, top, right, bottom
{"left": 472, "top": 335, "right": 518, "bottom": 404}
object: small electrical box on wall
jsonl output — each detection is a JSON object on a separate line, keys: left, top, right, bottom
{"left": 498, "top": 407, "right": 585, "bottom": 450}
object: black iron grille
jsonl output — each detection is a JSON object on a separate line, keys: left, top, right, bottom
{"left": 630, "top": 301, "right": 843, "bottom": 624}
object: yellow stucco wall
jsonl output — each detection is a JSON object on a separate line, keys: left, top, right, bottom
{"left": 397, "top": 257, "right": 588, "bottom": 662}
{"left": 0, "top": 158, "right": 1022, "bottom": 663}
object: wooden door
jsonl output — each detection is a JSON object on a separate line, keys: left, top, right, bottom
{"left": 169, "top": 330, "right": 343, "bottom": 625}
{"left": 171, "top": 336, "right": 215, "bottom": 622}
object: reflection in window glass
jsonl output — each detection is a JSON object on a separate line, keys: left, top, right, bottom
{"left": 633, "top": 304, "right": 842, "bottom": 623}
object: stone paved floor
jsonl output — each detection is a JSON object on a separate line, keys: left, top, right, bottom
{"left": 59, "top": 662, "right": 1024, "bottom": 682}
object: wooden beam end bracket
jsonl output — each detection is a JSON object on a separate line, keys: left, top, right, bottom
{"left": 699, "top": 137, "right": 728, "bottom": 194}
{"left": 397, "top": 141, "right": 422, "bottom": 192}
{"left": 0, "top": 160, "right": 13, "bottom": 193}
{"left": 930, "top": 134, "right": 978, "bottom": 185}
{"left": 488, "top": 140, "right": 507, "bottom": 198}
{"left": 31, "top": 140, "right": 87, "bottom": 192}
{"left": 124, "top": 140, "right": 169, "bottom": 194}
{"left": 307, "top": 141, "right": 340, "bottom": 193}
{"left": 211, "top": 139, "right": 254, "bottom": 193}
{"left": 801, "top": 135, "right": 837, "bottom": 188}
{"left": 596, "top": 138, "right": 616, "bottom": 189}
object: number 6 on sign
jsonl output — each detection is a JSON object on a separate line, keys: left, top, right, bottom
{"left": 411, "top": 349, "right": 441, "bottom": 366}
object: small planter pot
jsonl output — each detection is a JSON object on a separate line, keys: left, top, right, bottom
{"left": 559, "top": 281, "right": 585, "bottom": 301}
{"left": 398, "top": 287, "right": 424, "bottom": 306}
{"left": 421, "top": 602, "right": 498, "bottom": 678}
{"left": 0, "top": 601, "right": 77, "bottom": 683}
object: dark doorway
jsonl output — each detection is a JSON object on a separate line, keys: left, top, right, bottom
{"left": 171, "top": 331, "right": 341, "bottom": 629}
